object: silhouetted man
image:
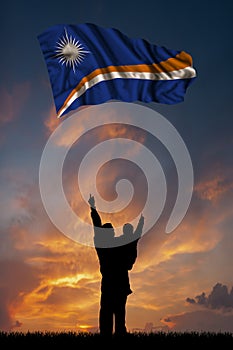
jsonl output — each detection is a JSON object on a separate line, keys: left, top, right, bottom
{"left": 88, "top": 194, "right": 144, "bottom": 337}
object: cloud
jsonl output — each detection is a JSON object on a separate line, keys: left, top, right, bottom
{"left": 0, "top": 259, "right": 39, "bottom": 331}
{"left": 42, "top": 103, "right": 149, "bottom": 241}
{"left": 161, "top": 309, "right": 233, "bottom": 333}
{"left": 0, "top": 83, "right": 30, "bottom": 125}
{"left": 194, "top": 170, "right": 233, "bottom": 204}
{"left": 0, "top": 167, "right": 46, "bottom": 230}
{"left": 160, "top": 283, "right": 233, "bottom": 333}
{"left": 127, "top": 182, "right": 233, "bottom": 331}
{"left": 44, "top": 105, "right": 60, "bottom": 135}
{"left": 44, "top": 105, "right": 91, "bottom": 135}
{"left": 43, "top": 102, "right": 146, "bottom": 148}
{"left": 0, "top": 164, "right": 101, "bottom": 332}
{"left": 0, "top": 221, "right": 100, "bottom": 332}
{"left": 186, "top": 283, "right": 233, "bottom": 310}
{"left": 186, "top": 297, "right": 196, "bottom": 304}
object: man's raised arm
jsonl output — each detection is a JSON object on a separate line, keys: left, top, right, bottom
{"left": 134, "top": 214, "right": 144, "bottom": 240}
{"left": 88, "top": 194, "right": 102, "bottom": 228}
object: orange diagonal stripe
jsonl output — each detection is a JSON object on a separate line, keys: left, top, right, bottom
{"left": 59, "top": 51, "right": 192, "bottom": 115}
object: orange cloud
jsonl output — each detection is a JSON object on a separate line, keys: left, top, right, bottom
{"left": 44, "top": 105, "right": 91, "bottom": 135}
{"left": 43, "top": 103, "right": 146, "bottom": 148}
{"left": 44, "top": 105, "right": 60, "bottom": 134}
{"left": 194, "top": 173, "right": 233, "bottom": 203}
{"left": 3, "top": 225, "right": 101, "bottom": 332}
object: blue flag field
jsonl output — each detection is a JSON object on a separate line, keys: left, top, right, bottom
{"left": 38, "top": 23, "right": 196, "bottom": 118}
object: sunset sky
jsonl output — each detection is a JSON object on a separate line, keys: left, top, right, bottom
{"left": 1, "top": 0, "right": 233, "bottom": 333}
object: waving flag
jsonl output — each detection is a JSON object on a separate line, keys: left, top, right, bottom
{"left": 38, "top": 23, "right": 196, "bottom": 118}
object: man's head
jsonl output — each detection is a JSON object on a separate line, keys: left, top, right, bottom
{"left": 123, "top": 223, "right": 134, "bottom": 237}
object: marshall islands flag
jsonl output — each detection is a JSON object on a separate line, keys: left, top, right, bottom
{"left": 38, "top": 23, "right": 197, "bottom": 118}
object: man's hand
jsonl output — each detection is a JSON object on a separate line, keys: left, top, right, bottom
{"left": 88, "top": 194, "right": 96, "bottom": 209}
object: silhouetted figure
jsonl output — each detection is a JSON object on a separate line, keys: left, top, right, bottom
{"left": 88, "top": 194, "right": 144, "bottom": 337}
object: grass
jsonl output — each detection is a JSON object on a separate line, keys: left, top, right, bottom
{"left": 0, "top": 330, "right": 233, "bottom": 346}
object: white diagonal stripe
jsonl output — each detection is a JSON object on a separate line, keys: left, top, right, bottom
{"left": 58, "top": 66, "right": 196, "bottom": 117}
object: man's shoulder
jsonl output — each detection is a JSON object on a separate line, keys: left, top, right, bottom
{"left": 115, "top": 235, "right": 139, "bottom": 247}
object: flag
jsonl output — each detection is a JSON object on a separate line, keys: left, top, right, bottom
{"left": 38, "top": 23, "right": 197, "bottom": 118}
